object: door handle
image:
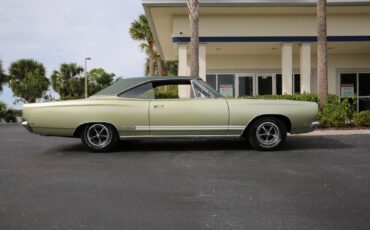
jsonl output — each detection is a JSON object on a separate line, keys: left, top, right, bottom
{"left": 153, "top": 105, "right": 165, "bottom": 109}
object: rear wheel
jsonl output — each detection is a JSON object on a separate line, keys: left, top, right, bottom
{"left": 248, "top": 117, "right": 287, "bottom": 151}
{"left": 81, "top": 123, "right": 118, "bottom": 152}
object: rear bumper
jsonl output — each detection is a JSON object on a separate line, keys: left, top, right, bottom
{"left": 22, "top": 121, "right": 33, "bottom": 133}
{"left": 310, "top": 121, "right": 320, "bottom": 132}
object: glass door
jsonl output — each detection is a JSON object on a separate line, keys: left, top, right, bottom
{"left": 218, "top": 74, "right": 235, "bottom": 97}
{"left": 359, "top": 73, "right": 370, "bottom": 111}
{"left": 237, "top": 75, "right": 254, "bottom": 97}
{"left": 257, "top": 74, "right": 273, "bottom": 95}
{"left": 340, "top": 72, "right": 370, "bottom": 112}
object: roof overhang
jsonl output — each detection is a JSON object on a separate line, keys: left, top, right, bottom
{"left": 142, "top": 0, "right": 370, "bottom": 7}
{"left": 142, "top": 0, "right": 370, "bottom": 60}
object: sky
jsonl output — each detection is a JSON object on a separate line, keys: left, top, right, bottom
{"left": 0, "top": 0, "right": 146, "bottom": 108}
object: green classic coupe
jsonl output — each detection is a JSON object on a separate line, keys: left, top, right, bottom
{"left": 22, "top": 77, "right": 319, "bottom": 152}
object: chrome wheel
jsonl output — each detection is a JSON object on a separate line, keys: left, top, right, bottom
{"left": 86, "top": 124, "right": 110, "bottom": 147}
{"left": 256, "top": 121, "right": 281, "bottom": 147}
{"left": 248, "top": 117, "right": 287, "bottom": 151}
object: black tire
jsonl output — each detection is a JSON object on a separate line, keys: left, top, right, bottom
{"left": 248, "top": 117, "right": 287, "bottom": 151}
{"left": 81, "top": 123, "right": 118, "bottom": 152}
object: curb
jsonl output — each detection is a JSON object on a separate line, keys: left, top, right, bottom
{"left": 0, "top": 123, "right": 21, "bottom": 125}
{"left": 294, "top": 129, "right": 370, "bottom": 136}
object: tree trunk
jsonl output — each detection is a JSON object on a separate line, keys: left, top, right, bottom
{"left": 162, "top": 59, "right": 168, "bottom": 76}
{"left": 187, "top": 0, "right": 199, "bottom": 77}
{"left": 157, "top": 55, "right": 163, "bottom": 76}
{"left": 148, "top": 38, "right": 155, "bottom": 77}
{"left": 317, "top": 0, "right": 328, "bottom": 109}
{"left": 28, "top": 97, "right": 36, "bottom": 103}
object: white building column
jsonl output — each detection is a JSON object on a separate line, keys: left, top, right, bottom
{"left": 178, "top": 43, "right": 189, "bottom": 76}
{"left": 300, "top": 43, "right": 311, "bottom": 93}
{"left": 199, "top": 43, "right": 207, "bottom": 81}
{"left": 282, "top": 43, "right": 293, "bottom": 94}
{"left": 178, "top": 43, "right": 190, "bottom": 97}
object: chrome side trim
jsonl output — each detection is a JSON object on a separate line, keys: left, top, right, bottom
{"left": 22, "top": 121, "right": 33, "bottom": 133}
{"left": 120, "top": 135, "right": 241, "bottom": 138}
{"left": 134, "top": 125, "right": 245, "bottom": 131}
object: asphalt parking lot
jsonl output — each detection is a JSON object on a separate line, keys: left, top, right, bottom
{"left": 0, "top": 124, "right": 370, "bottom": 230}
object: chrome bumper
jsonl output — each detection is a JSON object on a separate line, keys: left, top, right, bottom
{"left": 310, "top": 121, "right": 320, "bottom": 132}
{"left": 22, "top": 121, "right": 33, "bottom": 133}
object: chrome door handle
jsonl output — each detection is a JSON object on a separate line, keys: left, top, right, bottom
{"left": 153, "top": 105, "right": 165, "bottom": 109}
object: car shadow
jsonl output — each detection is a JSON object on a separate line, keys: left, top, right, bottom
{"left": 56, "top": 135, "right": 353, "bottom": 154}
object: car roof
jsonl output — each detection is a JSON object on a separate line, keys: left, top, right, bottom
{"left": 93, "top": 76, "right": 199, "bottom": 96}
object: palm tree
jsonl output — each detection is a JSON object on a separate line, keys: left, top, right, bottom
{"left": 317, "top": 0, "right": 328, "bottom": 108}
{"left": 156, "top": 54, "right": 163, "bottom": 76}
{"left": 130, "top": 15, "right": 155, "bottom": 77}
{"left": 8, "top": 59, "right": 49, "bottom": 103}
{"left": 51, "top": 63, "right": 84, "bottom": 99}
{"left": 140, "top": 42, "right": 164, "bottom": 76}
{"left": 187, "top": 0, "right": 199, "bottom": 77}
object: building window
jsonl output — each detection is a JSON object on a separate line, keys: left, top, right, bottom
{"left": 293, "top": 74, "right": 301, "bottom": 94}
{"left": 238, "top": 76, "right": 254, "bottom": 96}
{"left": 206, "top": 73, "right": 302, "bottom": 97}
{"left": 340, "top": 72, "right": 370, "bottom": 111}
{"left": 276, "top": 74, "right": 282, "bottom": 95}
{"left": 359, "top": 73, "right": 370, "bottom": 111}
{"left": 274, "top": 74, "right": 300, "bottom": 95}
{"left": 257, "top": 75, "right": 273, "bottom": 95}
{"left": 206, "top": 74, "right": 216, "bottom": 90}
{"left": 206, "top": 74, "right": 235, "bottom": 97}
{"left": 218, "top": 74, "right": 235, "bottom": 97}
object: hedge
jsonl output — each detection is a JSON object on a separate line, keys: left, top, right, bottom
{"left": 353, "top": 111, "right": 370, "bottom": 127}
{"left": 239, "top": 93, "right": 319, "bottom": 103}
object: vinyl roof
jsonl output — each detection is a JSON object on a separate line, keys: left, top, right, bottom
{"left": 93, "top": 76, "right": 198, "bottom": 96}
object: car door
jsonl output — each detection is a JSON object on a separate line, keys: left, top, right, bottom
{"left": 117, "top": 82, "right": 153, "bottom": 136}
{"left": 149, "top": 80, "right": 229, "bottom": 136}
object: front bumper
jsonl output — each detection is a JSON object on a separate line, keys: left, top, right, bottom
{"left": 22, "top": 121, "right": 33, "bottom": 133}
{"left": 310, "top": 121, "right": 320, "bottom": 132}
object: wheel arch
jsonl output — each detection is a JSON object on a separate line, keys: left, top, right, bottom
{"left": 73, "top": 122, "right": 119, "bottom": 138}
{"left": 241, "top": 114, "right": 292, "bottom": 137}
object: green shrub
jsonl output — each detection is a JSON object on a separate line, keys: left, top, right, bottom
{"left": 3, "top": 110, "right": 17, "bottom": 122}
{"left": 239, "top": 93, "right": 319, "bottom": 103}
{"left": 154, "top": 91, "right": 178, "bottom": 99}
{"left": 154, "top": 86, "right": 179, "bottom": 99}
{"left": 353, "top": 111, "right": 370, "bottom": 127}
{"left": 0, "top": 102, "right": 18, "bottom": 123}
{"left": 318, "top": 95, "right": 355, "bottom": 127}
{"left": 0, "top": 102, "right": 6, "bottom": 119}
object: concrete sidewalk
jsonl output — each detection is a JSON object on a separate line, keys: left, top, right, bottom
{"left": 295, "top": 129, "right": 370, "bottom": 136}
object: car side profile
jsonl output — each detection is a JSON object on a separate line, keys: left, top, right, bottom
{"left": 22, "top": 77, "right": 319, "bottom": 152}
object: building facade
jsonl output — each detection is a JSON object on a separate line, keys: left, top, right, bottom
{"left": 142, "top": 0, "right": 370, "bottom": 111}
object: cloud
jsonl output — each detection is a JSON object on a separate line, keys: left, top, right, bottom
{"left": 0, "top": 0, "right": 148, "bottom": 107}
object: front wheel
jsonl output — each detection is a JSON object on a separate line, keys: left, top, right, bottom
{"left": 81, "top": 123, "right": 118, "bottom": 152}
{"left": 247, "top": 117, "right": 287, "bottom": 151}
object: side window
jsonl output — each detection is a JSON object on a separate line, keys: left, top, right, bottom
{"left": 193, "top": 81, "right": 217, "bottom": 98}
{"left": 154, "top": 85, "right": 180, "bottom": 99}
{"left": 152, "top": 80, "right": 194, "bottom": 99}
{"left": 119, "top": 83, "right": 154, "bottom": 99}
{"left": 193, "top": 82, "right": 213, "bottom": 98}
